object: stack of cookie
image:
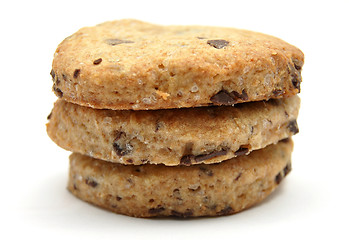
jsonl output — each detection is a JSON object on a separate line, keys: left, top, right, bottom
{"left": 47, "top": 19, "right": 303, "bottom": 217}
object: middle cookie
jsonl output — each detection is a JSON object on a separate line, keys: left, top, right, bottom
{"left": 47, "top": 96, "right": 300, "bottom": 166}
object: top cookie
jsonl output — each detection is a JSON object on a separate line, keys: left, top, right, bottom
{"left": 51, "top": 19, "right": 304, "bottom": 110}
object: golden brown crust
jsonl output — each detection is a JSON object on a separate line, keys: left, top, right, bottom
{"left": 47, "top": 96, "right": 300, "bottom": 166}
{"left": 51, "top": 19, "right": 304, "bottom": 110}
{"left": 68, "top": 139, "right": 293, "bottom": 218}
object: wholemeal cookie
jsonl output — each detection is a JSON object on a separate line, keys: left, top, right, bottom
{"left": 47, "top": 96, "right": 300, "bottom": 166}
{"left": 50, "top": 19, "right": 303, "bottom": 110}
{"left": 68, "top": 139, "right": 293, "bottom": 218}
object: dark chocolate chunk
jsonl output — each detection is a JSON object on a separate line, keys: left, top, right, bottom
{"left": 292, "top": 75, "right": 301, "bottom": 92}
{"left": 280, "top": 138, "right": 290, "bottom": 143}
{"left": 234, "top": 147, "right": 249, "bottom": 156}
{"left": 47, "top": 111, "right": 52, "bottom": 120}
{"left": 53, "top": 86, "right": 63, "bottom": 98}
{"left": 217, "top": 206, "right": 234, "bottom": 216}
{"left": 116, "top": 196, "right": 122, "bottom": 201}
{"left": 288, "top": 63, "right": 301, "bottom": 92}
{"left": 181, "top": 148, "right": 228, "bottom": 165}
{"left": 210, "top": 90, "right": 236, "bottom": 105}
{"left": 275, "top": 172, "right": 283, "bottom": 184}
{"left": 105, "top": 39, "right": 134, "bottom": 46}
{"left": 180, "top": 154, "right": 194, "bottom": 166}
{"left": 170, "top": 209, "right": 193, "bottom": 217}
{"left": 55, "top": 76, "right": 61, "bottom": 85}
{"left": 93, "top": 58, "right": 103, "bottom": 65}
{"left": 50, "top": 69, "right": 55, "bottom": 80}
{"left": 112, "top": 142, "right": 130, "bottom": 156}
{"left": 73, "top": 184, "right": 78, "bottom": 190}
{"left": 199, "top": 167, "right": 213, "bottom": 177}
{"left": 149, "top": 199, "right": 155, "bottom": 203}
{"left": 287, "top": 120, "right": 299, "bottom": 134}
{"left": 292, "top": 58, "right": 303, "bottom": 71}
{"left": 155, "top": 120, "right": 162, "bottom": 132}
{"left": 148, "top": 205, "right": 165, "bottom": 214}
{"left": 207, "top": 39, "right": 229, "bottom": 49}
{"left": 232, "top": 90, "right": 249, "bottom": 101}
{"left": 234, "top": 172, "right": 242, "bottom": 181}
{"left": 194, "top": 149, "right": 228, "bottom": 163}
{"left": 73, "top": 69, "right": 80, "bottom": 78}
{"left": 126, "top": 159, "right": 133, "bottom": 164}
{"left": 85, "top": 177, "right": 98, "bottom": 187}
{"left": 273, "top": 89, "right": 284, "bottom": 97}
{"left": 112, "top": 131, "right": 133, "bottom": 156}
{"left": 283, "top": 163, "right": 292, "bottom": 176}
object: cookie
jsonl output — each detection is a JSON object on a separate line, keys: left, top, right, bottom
{"left": 50, "top": 19, "right": 303, "bottom": 110}
{"left": 47, "top": 96, "right": 300, "bottom": 166}
{"left": 68, "top": 139, "right": 293, "bottom": 218}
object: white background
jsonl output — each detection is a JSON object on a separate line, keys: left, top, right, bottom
{"left": 1, "top": 0, "right": 348, "bottom": 239}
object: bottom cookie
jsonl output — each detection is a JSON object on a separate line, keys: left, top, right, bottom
{"left": 68, "top": 139, "right": 293, "bottom": 218}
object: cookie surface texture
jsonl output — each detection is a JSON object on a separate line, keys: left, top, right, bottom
{"left": 51, "top": 19, "right": 304, "bottom": 110}
{"left": 68, "top": 139, "right": 293, "bottom": 218}
{"left": 47, "top": 96, "right": 300, "bottom": 166}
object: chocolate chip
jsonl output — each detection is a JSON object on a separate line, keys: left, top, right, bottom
{"left": 93, "top": 58, "right": 103, "bottom": 65}
{"left": 105, "top": 39, "right": 134, "bottom": 46}
{"left": 116, "top": 196, "right": 122, "bottom": 201}
{"left": 181, "top": 149, "right": 228, "bottom": 165}
{"left": 170, "top": 209, "right": 193, "bottom": 217}
{"left": 50, "top": 69, "right": 55, "bottom": 79}
{"left": 288, "top": 63, "right": 301, "bottom": 92}
{"left": 273, "top": 89, "right": 284, "bottom": 97}
{"left": 275, "top": 172, "right": 283, "bottom": 184}
{"left": 62, "top": 74, "right": 67, "bottom": 81}
{"left": 53, "top": 86, "right": 63, "bottom": 98}
{"left": 73, "top": 69, "right": 80, "bottom": 78}
{"left": 234, "top": 172, "right": 242, "bottom": 181}
{"left": 217, "top": 206, "right": 234, "bottom": 216}
{"left": 292, "top": 58, "right": 303, "bottom": 71}
{"left": 55, "top": 76, "right": 61, "bottom": 85}
{"left": 232, "top": 90, "right": 248, "bottom": 101}
{"left": 112, "top": 131, "right": 133, "bottom": 156}
{"left": 210, "top": 90, "right": 236, "bottom": 105}
{"left": 47, "top": 111, "right": 52, "bottom": 120}
{"left": 280, "top": 138, "right": 290, "bottom": 143}
{"left": 283, "top": 163, "right": 292, "bottom": 176}
{"left": 194, "top": 149, "right": 228, "bottom": 163}
{"left": 73, "top": 184, "right": 78, "bottom": 190}
{"left": 149, "top": 199, "right": 154, "bottom": 203}
{"left": 234, "top": 147, "right": 249, "bottom": 156}
{"left": 85, "top": 177, "right": 98, "bottom": 187}
{"left": 180, "top": 155, "right": 194, "bottom": 166}
{"left": 141, "top": 159, "right": 149, "bottom": 164}
{"left": 148, "top": 205, "right": 165, "bottom": 214}
{"left": 210, "top": 89, "right": 248, "bottom": 105}
{"left": 207, "top": 39, "right": 229, "bottom": 49}
{"left": 287, "top": 120, "right": 299, "bottom": 134}
{"left": 292, "top": 75, "right": 301, "bottom": 92}
{"left": 199, "top": 167, "right": 213, "bottom": 177}
{"left": 155, "top": 120, "right": 162, "bottom": 132}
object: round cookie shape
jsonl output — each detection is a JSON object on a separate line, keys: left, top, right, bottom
{"left": 51, "top": 19, "right": 304, "bottom": 110}
{"left": 47, "top": 96, "right": 300, "bottom": 166}
{"left": 68, "top": 139, "right": 293, "bottom": 218}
